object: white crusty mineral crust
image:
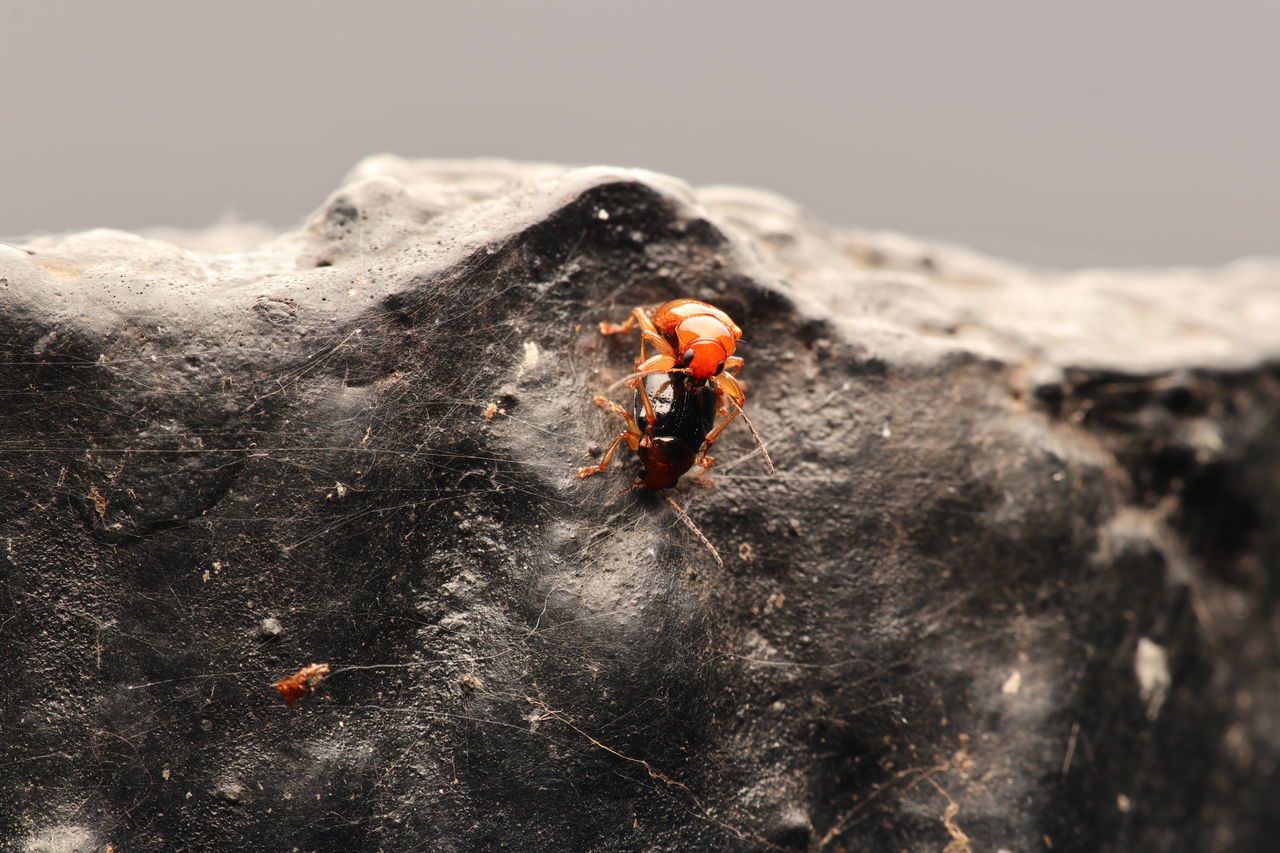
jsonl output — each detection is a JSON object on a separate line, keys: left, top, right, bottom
{"left": 6, "top": 155, "right": 1277, "bottom": 376}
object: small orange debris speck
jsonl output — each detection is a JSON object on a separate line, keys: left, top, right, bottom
{"left": 87, "top": 486, "right": 109, "bottom": 519}
{"left": 274, "top": 663, "right": 331, "bottom": 709}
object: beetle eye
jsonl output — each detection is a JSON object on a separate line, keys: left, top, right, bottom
{"left": 680, "top": 350, "right": 695, "bottom": 368}
{"left": 715, "top": 361, "right": 725, "bottom": 375}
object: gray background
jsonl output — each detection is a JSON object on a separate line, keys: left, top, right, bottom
{"left": 3, "top": 0, "right": 1276, "bottom": 267}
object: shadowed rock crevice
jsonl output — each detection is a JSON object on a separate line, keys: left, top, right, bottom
{"left": 1, "top": 157, "right": 1277, "bottom": 852}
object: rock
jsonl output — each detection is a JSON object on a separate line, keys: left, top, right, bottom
{"left": 1, "top": 156, "right": 1277, "bottom": 852}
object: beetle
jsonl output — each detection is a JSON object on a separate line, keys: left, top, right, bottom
{"left": 576, "top": 371, "right": 721, "bottom": 490}
{"left": 598, "top": 298, "right": 746, "bottom": 410}
{"left": 578, "top": 299, "right": 772, "bottom": 489}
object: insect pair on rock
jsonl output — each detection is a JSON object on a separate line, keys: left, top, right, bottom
{"left": 577, "top": 298, "right": 773, "bottom": 500}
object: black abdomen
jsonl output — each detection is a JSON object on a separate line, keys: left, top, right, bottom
{"left": 633, "top": 373, "right": 717, "bottom": 490}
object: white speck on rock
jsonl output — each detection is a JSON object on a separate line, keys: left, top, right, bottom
{"left": 1001, "top": 670, "right": 1022, "bottom": 695}
{"left": 1135, "top": 637, "right": 1171, "bottom": 720}
{"left": 518, "top": 339, "right": 540, "bottom": 379}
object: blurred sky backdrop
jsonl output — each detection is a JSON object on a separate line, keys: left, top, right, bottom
{"left": 3, "top": 0, "right": 1277, "bottom": 267}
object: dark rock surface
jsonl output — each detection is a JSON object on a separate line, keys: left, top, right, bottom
{"left": 2, "top": 156, "right": 1278, "bottom": 852}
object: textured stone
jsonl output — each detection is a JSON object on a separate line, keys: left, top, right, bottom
{"left": 1, "top": 157, "right": 1277, "bottom": 851}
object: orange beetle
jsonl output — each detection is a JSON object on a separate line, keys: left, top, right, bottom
{"left": 579, "top": 299, "right": 772, "bottom": 487}
{"left": 579, "top": 299, "right": 774, "bottom": 566}
{"left": 599, "top": 299, "right": 746, "bottom": 405}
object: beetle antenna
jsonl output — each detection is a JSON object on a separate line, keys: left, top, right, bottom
{"left": 606, "top": 368, "right": 691, "bottom": 395}
{"left": 732, "top": 401, "right": 776, "bottom": 474}
{"left": 661, "top": 492, "right": 723, "bottom": 568}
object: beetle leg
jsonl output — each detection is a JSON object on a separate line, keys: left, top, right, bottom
{"left": 722, "top": 356, "right": 744, "bottom": 375}
{"left": 702, "top": 408, "right": 741, "bottom": 448}
{"left": 630, "top": 310, "right": 668, "bottom": 366}
{"left": 637, "top": 355, "right": 677, "bottom": 373}
{"left": 578, "top": 396, "right": 646, "bottom": 479}
{"left": 589, "top": 395, "right": 644, "bottom": 444}
{"left": 692, "top": 406, "right": 740, "bottom": 474}
{"left": 598, "top": 307, "right": 680, "bottom": 371}
{"left": 598, "top": 306, "right": 648, "bottom": 336}
{"left": 635, "top": 330, "right": 677, "bottom": 372}
{"left": 577, "top": 431, "right": 633, "bottom": 479}
{"left": 633, "top": 306, "right": 662, "bottom": 337}
{"left": 713, "top": 371, "right": 746, "bottom": 407}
